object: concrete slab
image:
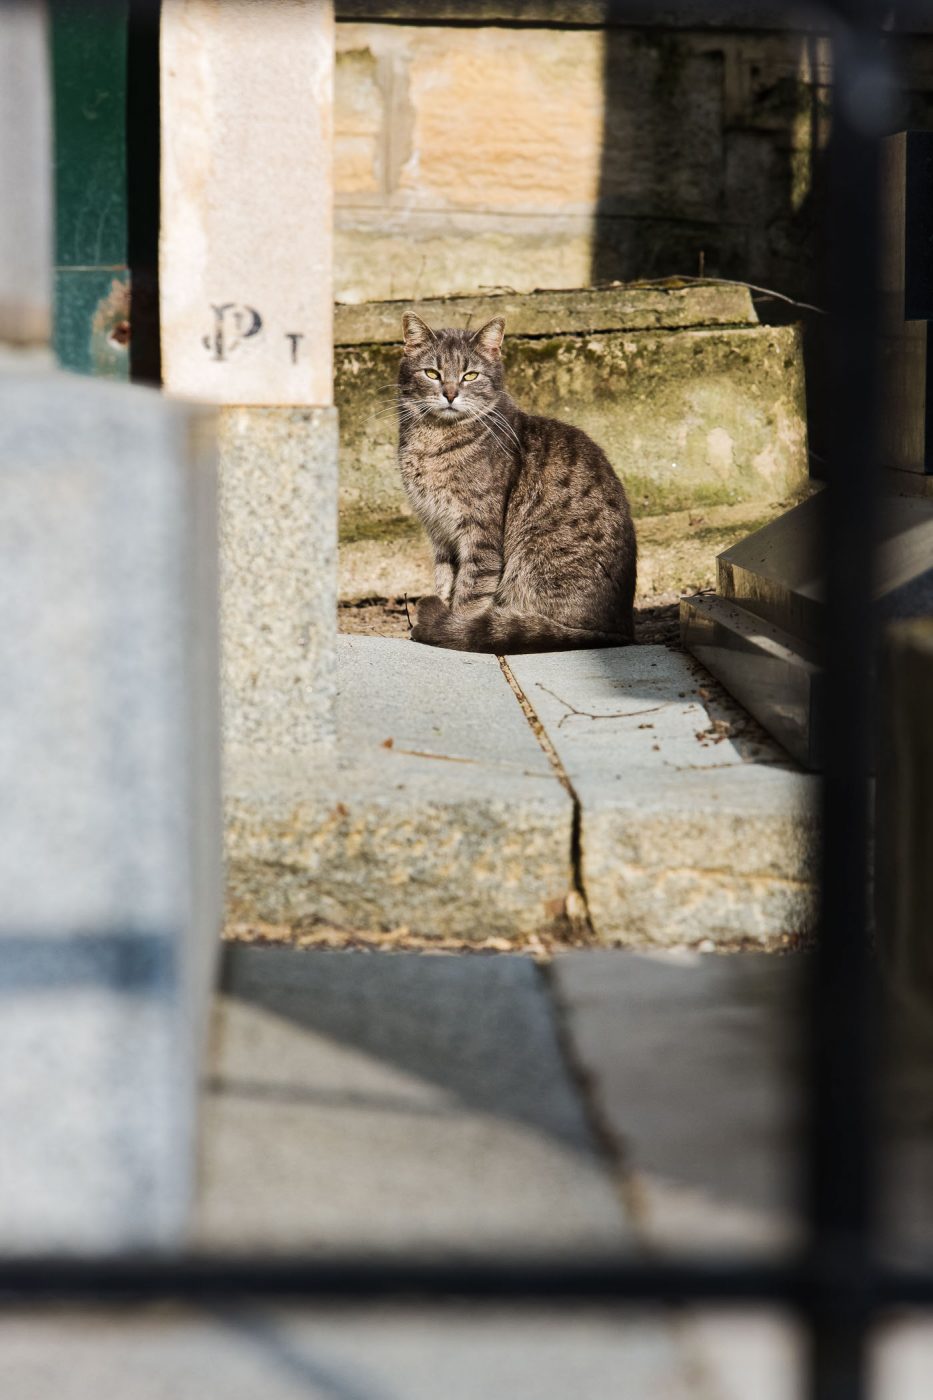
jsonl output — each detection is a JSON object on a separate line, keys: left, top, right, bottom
{"left": 506, "top": 645, "right": 818, "bottom": 946}
{"left": 0, "top": 1306, "right": 700, "bottom": 1400}
{"left": 10, "top": 1303, "right": 933, "bottom": 1399}
{"left": 196, "top": 947, "right": 629, "bottom": 1253}
{"left": 551, "top": 951, "right": 803, "bottom": 1253}
{"left": 544, "top": 945, "right": 933, "bottom": 1273}
{"left": 227, "top": 636, "right": 575, "bottom": 939}
{"left": 681, "top": 1313, "right": 801, "bottom": 1400}
{"left": 337, "top": 635, "right": 552, "bottom": 774}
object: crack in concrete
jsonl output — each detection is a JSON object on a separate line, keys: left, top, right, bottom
{"left": 537, "top": 957, "right": 649, "bottom": 1237}
{"left": 389, "top": 746, "right": 550, "bottom": 780}
{"left": 535, "top": 681, "right": 667, "bottom": 728}
{"left": 497, "top": 655, "right": 595, "bottom": 941}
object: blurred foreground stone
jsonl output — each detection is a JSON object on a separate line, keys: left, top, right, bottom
{"left": 0, "top": 370, "right": 221, "bottom": 1252}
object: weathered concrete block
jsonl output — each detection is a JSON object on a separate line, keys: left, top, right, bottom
{"left": 0, "top": 370, "right": 221, "bottom": 1252}
{"left": 226, "top": 636, "right": 573, "bottom": 938}
{"left": 335, "top": 286, "right": 809, "bottom": 600}
{"left": 218, "top": 406, "right": 338, "bottom": 757}
{"left": 506, "top": 324, "right": 807, "bottom": 513}
{"left": 505, "top": 646, "right": 818, "bottom": 947}
{"left": 335, "top": 212, "right": 598, "bottom": 308}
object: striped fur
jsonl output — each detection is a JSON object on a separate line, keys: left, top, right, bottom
{"left": 398, "top": 312, "right": 637, "bottom": 654}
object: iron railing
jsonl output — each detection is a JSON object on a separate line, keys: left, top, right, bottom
{"left": 3, "top": 5, "right": 928, "bottom": 1400}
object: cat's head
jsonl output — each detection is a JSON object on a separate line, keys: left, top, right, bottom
{"left": 398, "top": 312, "right": 505, "bottom": 422}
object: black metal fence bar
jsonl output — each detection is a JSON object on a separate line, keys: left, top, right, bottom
{"left": 809, "top": 1, "right": 887, "bottom": 1396}
{"left": 0, "top": 1254, "right": 932, "bottom": 1310}
{"left": 0, "top": 1256, "right": 804, "bottom": 1307}
{"left": 4, "top": 5, "right": 928, "bottom": 1400}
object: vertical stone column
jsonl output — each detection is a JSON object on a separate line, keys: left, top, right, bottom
{"left": 0, "top": 1, "right": 51, "bottom": 346}
{"left": 161, "top": 0, "right": 337, "bottom": 790}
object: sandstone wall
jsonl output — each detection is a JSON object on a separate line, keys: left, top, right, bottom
{"left": 334, "top": 19, "right": 933, "bottom": 306}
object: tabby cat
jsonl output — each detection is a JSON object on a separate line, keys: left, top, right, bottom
{"left": 398, "top": 311, "right": 637, "bottom": 653}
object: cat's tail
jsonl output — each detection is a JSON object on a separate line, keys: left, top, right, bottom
{"left": 411, "top": 597, "right": 632, "bottom": 654}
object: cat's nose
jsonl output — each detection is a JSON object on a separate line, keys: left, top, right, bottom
{"left": 442, "top": 386, "right": 458, "bottom": 403}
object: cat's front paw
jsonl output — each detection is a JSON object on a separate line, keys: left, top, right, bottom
{"left": 434, "top": 562, "right": 455, "bottom": 604}
{"left": 411, "top": 595, "right": 448, "bottom": 644}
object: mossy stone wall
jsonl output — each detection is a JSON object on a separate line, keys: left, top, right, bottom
{"left": 335, "top": 286, "right": 808, "bottom": 599}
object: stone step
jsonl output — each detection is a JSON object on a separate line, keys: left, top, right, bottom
{"left": 501, "top": 646, "right": 817, "bottom": 949}
{"left": 717, "top": 492, "right": 822, "bottom": 644}
{"left": 717, "top": 488, "right": 933, "bottom": 645}
{"left": 680, "top": 593, "right": 822, "bottom": 770}
{"left": 228, "top": 637, "right": 817, "bottom": 949}
{"left": 695, "top": 489, "right": 933, "bottom": 766}
{"left": 225, "top": 635, "right": 576, "bottom": 942}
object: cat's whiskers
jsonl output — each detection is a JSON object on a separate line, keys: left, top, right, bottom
{"left": 364, "top": 395, "right": 419, "bottom": 426}
{"left": 477, "top": 405, "right": 522, "bottom": 453}
{"left": 476, "top": 420, "right": 510, "bottom": 458}
{"left": 483, "top": 405, "right": 523, "bottom": 447}
{"left": 364, "top": 406, "right": 410, "bottom": 428}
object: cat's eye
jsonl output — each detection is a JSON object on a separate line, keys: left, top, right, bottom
{"left": 423, "top": 368, "right": 441, "bottom": 380}
{"left": 462, "top": 371, "right": 479, "bottom": 382}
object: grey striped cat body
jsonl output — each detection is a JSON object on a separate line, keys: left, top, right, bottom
{"left": 398, "top": 312, "right": 637, "bottom": 653}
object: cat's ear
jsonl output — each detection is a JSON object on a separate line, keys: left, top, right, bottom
{"left": 402, "top": 312, "right": 435, "bottom": 352}
{"left": 471, "top": 317, "right": 505, "bottom": 359}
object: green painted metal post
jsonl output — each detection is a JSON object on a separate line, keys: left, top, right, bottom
{"left": 50, "top": 0, "right": 131, "bottom": 379}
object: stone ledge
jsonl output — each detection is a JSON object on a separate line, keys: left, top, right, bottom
{"left": 335, "top": 2, "right": 822, "bottom": 27}
{"left": 505, "top": 646, "right": 818, "bottom": 948}
{"left": 227, "top": 635, "right": 817, "bottom": 949}
{"left": 335, "top": 282, "right": 757, "bottom": 345}
{"left": 225, "top": 636, "right": 574, "bottom": 939}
